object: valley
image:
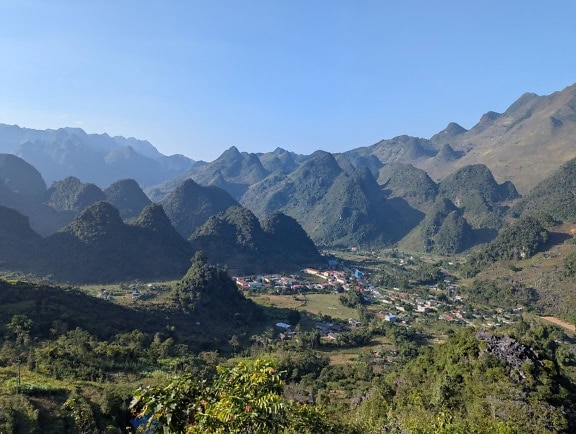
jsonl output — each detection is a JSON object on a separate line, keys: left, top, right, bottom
{"left": 1, "top": 243, "right": 574, "bottom": 432}
{"left": 1, "top": 82, "right": 576, "bottom": 432}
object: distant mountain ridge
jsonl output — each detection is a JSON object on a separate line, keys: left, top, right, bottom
{"left": 2, "top": 82, "right": 576, "bottom": 265}
{"left": 0, "top": 124, "right": 196, "bottom": 187}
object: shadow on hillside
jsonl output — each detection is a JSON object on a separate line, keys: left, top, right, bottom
{"left": 472, "top": 227, "right": 499, "bottom": 245}
{"left": 386, "top": 197, "right": 425, "bottom": 239}
{"left": 542, "top": 230, "right": 572, "bottom": 249}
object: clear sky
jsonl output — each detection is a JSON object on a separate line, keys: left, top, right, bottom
{"left": 0, "top": 0, "right": 575, "bottom": 161}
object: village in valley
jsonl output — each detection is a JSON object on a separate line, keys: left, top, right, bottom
{"left": 232, "top": 249, "right": 524, "bottom": 348}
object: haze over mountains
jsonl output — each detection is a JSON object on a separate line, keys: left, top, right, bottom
{"left": 1, "top": 83, "right": 576, "bottom": 281}
{"left": 0, "top": 124, "right": 196, "bottom": 187}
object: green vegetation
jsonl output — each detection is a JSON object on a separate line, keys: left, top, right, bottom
{"left": 190, "top": 206, "right": 322, "bottom": 275}
{"left": 438, "top": 164, "right": 518, "bottom": 230}
{"left": 461, "top": 278, "right": 538, "bottom": 309}
{"left": 514, "top": 157, "right": 576, "bottom": 222}
{"left": 467, "top": 216, "right": 549, "bottom": 274}
{"left": 46, "top": 176, "right": 106, "bottom": 212}
{"left": 103, "top": 178, "right": 152, "bottom": 219}
{"left": 242, "top": 152, "right": 417, "bottom": 248}
{"left": 0, "top": 153, "right": 47, "bottom": 200}
{"left": 161, "top": 178, "right": 238, "bottom": 238}
{"left": 35, "top": 202, "right": 192, "bottom": 282}
{"left": 351, "top": 327, "right": 576, "bottom": 433}
{"left": 131, "top": 358, "right": 346, "bottom": 433}
{"left": 379, "top": 163, "right": 438, "bottom": 211}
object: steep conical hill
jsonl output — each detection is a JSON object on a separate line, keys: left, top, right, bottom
{"left": 305, "top": 166, "right": 420, "bottom": 247}
{"left": 0, "top": 153, "right": 47, "bottom": 200}
{"left": 434, "top": 143, "right": 462, "bottom": 163}
{"left": 438, "top": 164, "right": 519, "bottom": 229}
{"left": 160, "top": 146, "right": 271, "bottom": 201}
{"left": 241, "top": 151, "right": 344, "bottom": 218}
{"left": 0, "top": 205, "right": 42, "bottom": 268}
{"left": 260, "top": 211, "right": 323, "bottom": 266}
{"left": 175, "top": 253, "right": 263, "bottom": 327}
{"left": 190, "top": 207, "right": 322, "bottom": 275}
{"left": 431, "top": 210, "right": 473, "bottom": 254}
{"left": 190, "top": 207, "right": 269, "bottom": 274}
{"left": 133, "top": 204, "right": 192, "bottom": 252}
{"left": 399, "top": 197, "right": 473, "bottom": 254}
{"left": 439, "top": 164, "right": 519, "bottom": 205}
{"left": 161, "top": 179, "right": 238, "bottom": 238}
{"left": 379, "top": 163, "right": 438, "bottom": 211}
{"left": 36, "top": 202, "right": 191, "bottom": 282}
{"left": 47, "top": 176, "right": 106, "bottom": 212}
{"left": 59, "top": 201, "right": 125, "bottom": 243}
{"left": 243, "top": 154, "right": 420, "bottom": 248}
{"left": 104, "top": 178, "right": 151, "bottom": 219}
{"left": 257, "top": 147, "right": 299, "bottom": 174}
{"left": 430, "top": 122, "right": 468, "bottom": 145}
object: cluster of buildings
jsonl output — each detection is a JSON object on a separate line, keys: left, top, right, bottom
{"left": 235, "top": 261, "right": 521, "bottom": 331}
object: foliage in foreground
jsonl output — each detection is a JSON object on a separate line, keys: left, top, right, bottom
{"left": 131, "top": 358, "right": 349, "bottom": 433}
{"left": 351, "top": 327, "right": 576, "bottom": 433}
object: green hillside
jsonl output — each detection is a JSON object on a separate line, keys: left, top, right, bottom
{"left": 513, "top": 157, "right": 576, "bottom": 222}
{"left": 190, "top": 207, "right": 323, "bottom": 275}
{"left": 104, "top": 178, "right": 152, "bottom": 219}
{"left": 161, "top": 179, "right": 238, "bottom": 238}
{"left": 35, "top": 202, "right": 192, "bottom": 283}
{"left": 46, "top": 176, "right": 106, "bottom": 212}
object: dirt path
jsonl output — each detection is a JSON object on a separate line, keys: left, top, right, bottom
{"left": 539, "top": 316, "right": 576, "bottom": 333}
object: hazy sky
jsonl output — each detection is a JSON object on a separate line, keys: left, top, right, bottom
{"left": 0, "top": 1, "right": 575, "bottom": 161}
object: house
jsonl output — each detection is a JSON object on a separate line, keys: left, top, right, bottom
{"left": 249, "top": 281, "right": 263, "bottom": 289}
{"left": 235, "top": 279, "right": 250, "bottom": 290}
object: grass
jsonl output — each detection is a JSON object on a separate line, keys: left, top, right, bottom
{"left": 320, "top": 335, "right": 394, "bottom": 365}
{"left": 249, "top": 293, "right": 359, "bottom": 321}
{"left": 303, "top": 294, "right": 359, "bottom": 320}
{"left": 472, "top": 223, "right": 576, "bottom": 322}
{"left": 77, "top": 280, "right": 178, "bottom": 306}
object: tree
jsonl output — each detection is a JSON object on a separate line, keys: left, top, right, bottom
{"left": 7, "top": 315, "right": 33, "bottom": 347}
{"left": 131, "top": 358, "right": 342, "bottom": 433}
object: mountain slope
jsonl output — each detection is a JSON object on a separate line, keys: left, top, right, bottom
{"left": 379, "top": 163, "right": 438, "bottom": 211}
{"left": 438, "top": 164, "right": 519, "bottom": 229}
{"left": 420, "top": 83, "right": 576, "bottom": 192}
{"left": 104, "top": 179, "right": 152, "bottom": 219}
{"left": 36, "top": 202, "right": 192, "bottom": 282}
{"left": 0, "top": 205, "right": 42, "bottom": 268}
{"left": 242, "top": 153, "right": 419, "bottom": 247}
{"left": 512, "top": 157, "right": 576, "bottom": 222}
{"left": 0, "top": 153, "right": 47, "bottom": 200}
{"left": 46, "top": 176, "right": 107, "bottom": 212}
{"left": 190, "top": 206, "right": 322, "bottom": 274}
{"left": 160, "top": 179, "right": 239, "bottom": 239}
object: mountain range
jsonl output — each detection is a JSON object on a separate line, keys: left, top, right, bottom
{"left": 2, "top": 83, "right": 576, "bottom": 280}
{"left": 0, "top": 124, "right": 196, "bottom": 187}
{"left": 0, "top": 155, "right": 324, "bottom": 282}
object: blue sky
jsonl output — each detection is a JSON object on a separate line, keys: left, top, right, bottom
{"left": 0, "top": 1, "right": 575, "bottom": 161}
